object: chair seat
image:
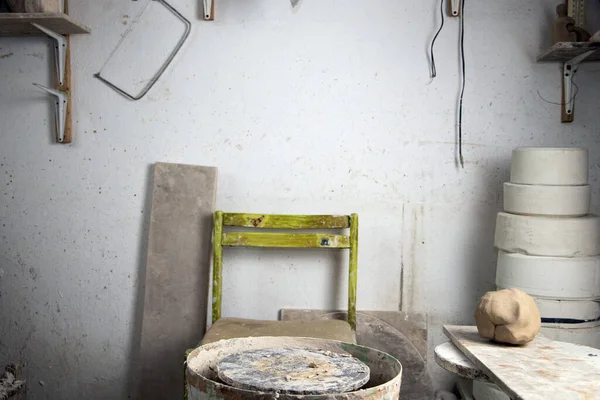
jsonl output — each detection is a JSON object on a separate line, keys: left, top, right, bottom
{"left": 200, "top": 317, "right": 357, "bottom": 345}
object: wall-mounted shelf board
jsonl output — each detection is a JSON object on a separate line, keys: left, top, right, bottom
{"left": 0, "top": 13, "right": 90, "bottom": 36}
{"left": 537, "top": 41, "right": 600, "bottom": 62}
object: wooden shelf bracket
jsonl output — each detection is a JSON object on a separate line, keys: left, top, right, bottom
{"left": 449, "top": 0, "right": 460, "bottom": 17}
{"left": 203, "top": 0, "right": 214, "bottom": 20}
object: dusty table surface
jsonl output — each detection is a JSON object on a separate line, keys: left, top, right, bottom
{"left": 444, "top": 325, "right": 600, "bottom": 400}
{"left": 216, "top": 347, "right": 370, "bottom": 395}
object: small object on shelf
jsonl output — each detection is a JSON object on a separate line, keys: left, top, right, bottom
{"left": 553, "top": 4, "right": 577, "bottom": 44}
{"left": 33, "top": 83, "right": 67, "bottom": 143}
{"left": 568, "top": 24, "right": 592, "bottom": 42}
{"left": 25, "top": 0, "right": 62, "bottom": 13}
{"left": 567, "top": 0, "right": 586, "bottom": 28}
{"left": 6, "top": 0, "right": 62, "bottom": 12}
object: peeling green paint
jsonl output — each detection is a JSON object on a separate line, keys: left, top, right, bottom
{"left": 212, "top": 212, "right": 358, "bottom": 330}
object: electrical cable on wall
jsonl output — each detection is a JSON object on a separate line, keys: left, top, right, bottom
{"left": 429, "top": 0, "right": 445, "bottom": 79}
{"left": 537, "top": 71, "right": 580, "bottom": 107}
{"left": 427, "top": 0, "right": 467, "bottom": 168}
{"left": 458, "top": 0, "right": 466, "bottom": 168}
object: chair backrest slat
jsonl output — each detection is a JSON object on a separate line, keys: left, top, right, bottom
{"left": 222, "top": 232, "right": 351, "bottom": 249}
{"left": 212, "top": 211, "right": 358, "bottom": 331}
{"left": 223, "top": 213, "right": 351, "bottom": 229}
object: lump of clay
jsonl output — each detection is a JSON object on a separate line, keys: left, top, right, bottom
{"left": 475, "top": 288, "right": 541, "bottom": 345}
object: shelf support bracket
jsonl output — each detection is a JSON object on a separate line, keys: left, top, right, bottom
{"left": 203, "top": 0, "right": 214, "bottom": 20}
{"left": 31, "top": 22, "right": 67, "bottom": 86}
{"left": 33, "top": 83, "right": 68, "bottom": 143}
{"left": 562, "top": 50, "right": 595, "bottom": 122}
{"left": 449, "top": 0, "right": 460, "bottom": 16}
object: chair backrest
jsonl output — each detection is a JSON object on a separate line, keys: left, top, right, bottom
{"left": 212, "top": 211, "right": 359, "bottom": 331}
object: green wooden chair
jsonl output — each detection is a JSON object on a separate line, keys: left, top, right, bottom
{"left": 200, "top": 211, "right": 359, "bottom": 345}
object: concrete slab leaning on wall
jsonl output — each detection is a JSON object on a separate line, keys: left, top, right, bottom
{"left": 137, "top": 162, "right": 218, "bottom": 400}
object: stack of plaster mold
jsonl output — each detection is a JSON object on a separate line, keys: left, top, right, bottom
{"left": 494, "top": 147, "right": 600, "bottom": 348}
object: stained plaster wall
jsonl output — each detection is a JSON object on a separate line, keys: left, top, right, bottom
{"left": 1, "top": 0, "right": 600, "bottom": 398}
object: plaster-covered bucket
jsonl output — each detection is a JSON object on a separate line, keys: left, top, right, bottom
{"left": 186, "top": 336, "right": 402, "bottom": 400}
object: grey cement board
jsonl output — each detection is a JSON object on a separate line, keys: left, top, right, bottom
{"left": 138, "top": 163, "right": 217, "bottom": 400}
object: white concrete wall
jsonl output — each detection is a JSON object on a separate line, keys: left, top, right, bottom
{"left": 1, "top": 0, "right": 600, "bottom": 398}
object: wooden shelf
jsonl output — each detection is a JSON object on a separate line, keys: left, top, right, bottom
{"left": 0, "top": 13, "right": 90, "bottom": 36}
{"left": 537, "top": 41, "right": 600, "bottom": 62}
